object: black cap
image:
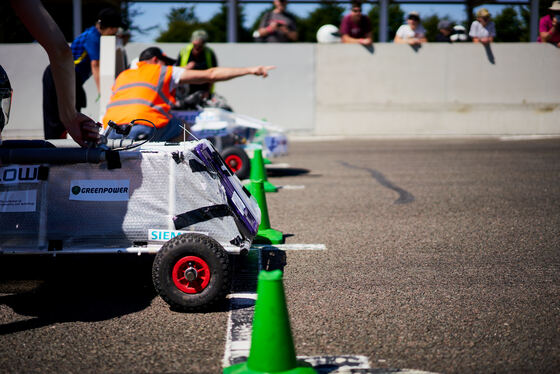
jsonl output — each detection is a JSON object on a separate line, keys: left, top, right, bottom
{"left": 97, "top": 8, "right": 124, "bottom": 28}
{"left": 139, "top": 47, "right": 177, "bottom": 65}
{"left": 407, "top": 11, "right": 421, "bottom": 21}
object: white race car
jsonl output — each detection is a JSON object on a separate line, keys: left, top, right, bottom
{"left": 0, "top": 138, "right": 260, "bottom": 311}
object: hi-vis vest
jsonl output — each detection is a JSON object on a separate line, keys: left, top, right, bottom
{"left": 103, "top": 62, "right": 176, "bottom": 129}
{"left": 179, "top": 44, "right": 215, "bottom": 93}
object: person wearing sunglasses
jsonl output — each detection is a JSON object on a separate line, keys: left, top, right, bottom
{"left": 340, "top": 1, "right": 373, "bottom": 45}
{"left": 256, "top": 0, "right": 298, "bottom": 42}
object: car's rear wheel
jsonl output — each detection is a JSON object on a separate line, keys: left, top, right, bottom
{"left": 152, "top": 233, "right": 231, "bottom": 311}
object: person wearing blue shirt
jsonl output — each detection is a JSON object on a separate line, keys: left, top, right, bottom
{"left": 43, "top": 8, "right": 122, "bottom": 140}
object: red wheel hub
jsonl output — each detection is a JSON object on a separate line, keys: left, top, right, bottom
{"left": 172, "top": 256, "right": 211, "bottom": 294}
{"left": 225, "top": 155, "right": 243, "bottom": 172}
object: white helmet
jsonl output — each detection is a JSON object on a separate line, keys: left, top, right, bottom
{"left": 316, "top": 24, "right": 341, "bottom": 43}
{"left": 450, "top": 25, "right": 468, "bottom": 42}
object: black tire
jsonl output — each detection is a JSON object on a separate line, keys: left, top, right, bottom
{"left": 152, "top": 233, "right": 231, "bottom": 311}
{"left": 222, "top": 146, "right": 251, "bottom": 180}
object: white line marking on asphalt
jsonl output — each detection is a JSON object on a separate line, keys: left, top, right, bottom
{"left": 223, "top": 293, "right": 256, "bottom": 367}
{"left": 278, "top": 185, "right": 306, "bottom": 190}
{"left": 499, "top": 135, "right": 560, "bottom": 141}
{"left": 265, "top": 163, "right": 291, "bottom": 169}
{"left": 251, "top": 244, "right": 327, "bottom": 251}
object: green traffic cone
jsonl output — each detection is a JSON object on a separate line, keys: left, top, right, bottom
{"left": 223, "top": 270, "right": 316, "bottom": 374}
{"left": 251, "top": 179, "right": 284, "bottom": 244}
{"left": 248, "top": 149, "right": 277, "bottom": 193}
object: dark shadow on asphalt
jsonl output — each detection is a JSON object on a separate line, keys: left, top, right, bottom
{"left": 0, "top": 255, "right": 156, "bottom": 335}
{"left": 261, "top": 249, "right": 287, "bottom": 272}
{"left": 339, "top": 161, "right": 415, "bottom": 204}
{"left": 220, "top": 248, "right": 288, "bottom": 314}
{"left": 266, "top": 167, "right": 310, "bottom": 178}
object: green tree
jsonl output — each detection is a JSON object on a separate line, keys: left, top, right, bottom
{"left": 494, "top": 6, "right": 526, "bottom": 42}
{"left": 518, "top": 5, "right": 531, "bottom": 42}
{"left": 121, "top": 2, "right": 156, "bottom": 42}
{"left": 422, "top": 14, "right": 441, "bottom": 42}
{"left": 464, "top": 0, "right": 487, "bottom": 28}
{"left": 1, "top": 1, "right": 136, "bottom": 43}
{"left": 156, "top": 6, "right": 203, "bottom": 43}
{"left": 0, "top": 2, "right": 32, "bottom": 43}
{"left": 203, "top": 4, "right": 252, "bottom": 42}
{"left": 298, "top": 1, "right": 345, "bottom": 42}
{"left": 368, "top": 4, "right": 405, "bottom": 42}
{"left": 157, "top": 4, "right": 250, "bottom": 43}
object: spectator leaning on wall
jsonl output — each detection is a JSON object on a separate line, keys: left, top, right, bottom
{"left": 469, "top": 8, "right": 496, "bottom": 44}
{"left": 434, "top": 20, "right": 454, "bottom": 43}
{"left": 340, "top": 1, "right": 373, "bottom": 45}
{"left": 394, "top": 12, "right": 427, "bottom": 45}
{"left": 538, "top": 1, "right": 560, "bottom": 47}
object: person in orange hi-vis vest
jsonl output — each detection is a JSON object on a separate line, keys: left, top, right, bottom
{"left": 103, "top": 46, "right": 274, "bottom": 141}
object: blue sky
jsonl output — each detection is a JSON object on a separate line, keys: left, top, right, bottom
{"left": 129, "top": 1, "right": 515, "bottom": 42}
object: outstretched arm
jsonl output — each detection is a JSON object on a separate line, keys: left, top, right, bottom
{"left": 179, "top": 66, "right": 275, "bottom": 85}
{"left": 11, "top": 0, "right": 100, "bottom": 146}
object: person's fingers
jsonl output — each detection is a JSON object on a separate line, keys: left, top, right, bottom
{"left": 83, "top": 131, "right": 100, "bottom": 141}
{"left": 261, "top": 65, "right": 276, "bottom": 77}
{"left": 249, "top": 65, "right": 275, "bottom": 78}
{"left": 67, "top": 114, "right": 102, "bottom": 146}
{"left": 81, "top": 122, "right": 101, "bottom": 134}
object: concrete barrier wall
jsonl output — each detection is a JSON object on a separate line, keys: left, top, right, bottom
{"left": 1, "top": 42, "right": 558, "bottom": 140}
{"left": 316, "top": 43, "right": 560, "bottom": 136}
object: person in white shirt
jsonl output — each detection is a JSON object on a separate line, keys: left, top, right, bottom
{"left": 469, "top": 8, "right": 496, "bottom": 44}
{"left": 394, "top": 12, "right": 427, "bottom": 45}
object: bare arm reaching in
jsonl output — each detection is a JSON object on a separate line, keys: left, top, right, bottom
{"left": 11, "top": 0, "right": 100, "bottom": 146}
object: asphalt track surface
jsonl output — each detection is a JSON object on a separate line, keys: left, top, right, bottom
{"left": 1, "top": 138, "right": 559, "bottom": 373}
